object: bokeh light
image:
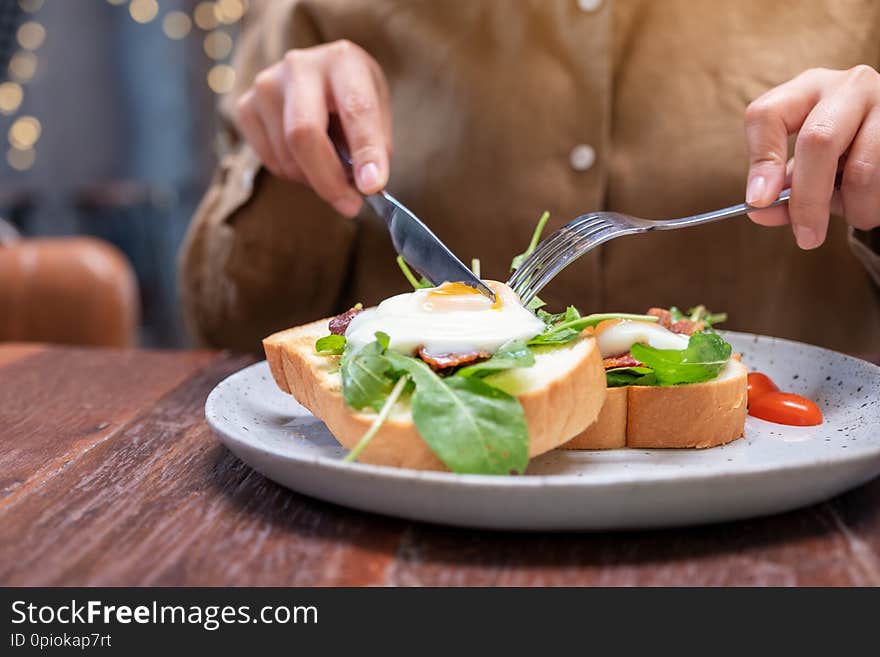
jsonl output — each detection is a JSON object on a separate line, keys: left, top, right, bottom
{"left": 203, "top": 30, "right": 233, "bottom": 60}
{"left": 7, "top": 146, "right": 36, "bottom": 171}
{"left": 0, "top": 82, "right": 24, "bottom": 115}
{"left": 129, "top": 0, "right": 158, "bottom": 24}
{"left": 8, "top": 116, "right": 42, "bottom": 149}
{"left": 17, "top": 21, "right": 46, "bottom": 50}
{"left": 9, "top": 52, "right": 38, "bottom": 82}
{"left": 162, "top": 11, "right": 192, "bottom": 40}
{"left": 207, "top": 64, "right": 235, "bottom": 94}
{"left": 215, "top": 0, "right": 245, "bottom": 24}
{"left": 19, "top": 0, "right": 44, "bottom": 12}
{"left": 106, "top": 0, "right": 128, "bottom": 6}
{"left": 194, "top": 2, "right": 219, "bottom": 30}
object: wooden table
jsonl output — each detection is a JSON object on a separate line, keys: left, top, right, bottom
{"left": 2, "top": 343, "right": 879, "bottom": 587}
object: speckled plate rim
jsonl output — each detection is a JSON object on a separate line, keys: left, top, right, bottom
{"left": 206, "top": 331, "right": 880, "bottom": 488}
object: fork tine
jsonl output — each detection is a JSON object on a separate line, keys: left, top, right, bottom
{"left": 509, "top": 219, "right": 608, "bottom": 298}
{"left": 517, "top": 224, "right": 619, "bottom": 305}
{"left": 508, "top": 215, "right": 606, "bottom": 289}
{"left": 513, "top": 219, "right": 612, "bottom": 292}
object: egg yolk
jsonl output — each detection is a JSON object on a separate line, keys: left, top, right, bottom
{"left": 423, "top": 281, "right": 503, "bottom": 311}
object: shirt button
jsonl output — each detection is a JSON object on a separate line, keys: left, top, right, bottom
{"left": 569, "top": 144, "right": 596, "bottom": 172}
{"left": 577, "top": 0, "right": 603, "bottom": 12}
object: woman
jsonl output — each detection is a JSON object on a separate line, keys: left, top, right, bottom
{"left": 180, "top": 0, "right": 880, "bottom": 353}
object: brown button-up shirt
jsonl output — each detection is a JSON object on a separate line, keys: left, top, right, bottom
{"left": 179, "top": 0, "right": 880, "bottom": 353}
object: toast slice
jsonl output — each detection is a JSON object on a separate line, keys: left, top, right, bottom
{"left": 264, "top": 319, "right": 607, "bottom": 471}
{"left": 565, "top": 358, "right": 748, "bottom": 450}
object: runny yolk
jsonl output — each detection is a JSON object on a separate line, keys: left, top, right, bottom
{"left": 424, "top": 281, "right": 503, "bottom": 311}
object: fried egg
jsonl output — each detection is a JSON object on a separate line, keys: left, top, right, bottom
{"left": 344, "top": 280, "right": 545, "bottom": 356}
{"left": 595, "top": 319, "right": 689, "bottom": 358}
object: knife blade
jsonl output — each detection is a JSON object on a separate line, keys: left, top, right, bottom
{"left": 327, "top": 116, "right": 494, "bottom": 301}
{"left": 363, "top": 192, "right": 495, "bottom": 299}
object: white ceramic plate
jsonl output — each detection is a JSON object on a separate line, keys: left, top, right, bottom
{"left": 206, "top": 332, "right": 880, "bottom": 530}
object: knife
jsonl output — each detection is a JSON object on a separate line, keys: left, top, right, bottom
{"left": 328, "top": 118, "right": 495, "bottom": 301}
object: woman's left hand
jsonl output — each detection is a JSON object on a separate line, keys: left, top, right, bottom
{"left": 744, "top": 65, "right": 880, "bottom": 248}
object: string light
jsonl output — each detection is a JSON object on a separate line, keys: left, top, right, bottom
{"left": 5, "top": 2, "right": 45, "bottom": 173}
{"left": 7, "top": 146, "right": 35, "bottom": 171}
{"left": 8, "top": 115, "right": 41, "bottom": 149}
{"left": 203, "top": 30, "right": 233, "bottom": 60}
{"left": 129, "top": 0, "right": 158, "bottom": 24}
{"left": 18, "top": 0, "right": 44, "bottom": 11}
{"left": 16, "top": 21, "right": 46, "bottom": 50}
{"left": 8, "top": 51, "right": 38, "bottom": 82}
{"left": 0, "top": 82, "right": 24, "bottom": 115}
{"left": 194, "top": 2, "right": 219, "bottom": 30}
{"left": 207, "top": 64, "right": 235, "bottom": 94}
{"left": 162, "top": 11, "right": 192, "bottom": 40}
{"left": 215, "top": 0, "right": 245, "bottom": 24}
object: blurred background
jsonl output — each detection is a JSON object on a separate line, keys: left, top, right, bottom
{"left": 0, "top": 0, "right": 245, "bottom": 348}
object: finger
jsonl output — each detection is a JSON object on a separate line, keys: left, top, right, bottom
{"left": 790, "top": 87, "right": 871, "bottom": 248}
{"left": 282, "top": 55, "right": 362, "bottom": 217}
{"left": 328, "top": 51, "right": 390, "bottom": 194}
{"left": 253, "top": 69, "right": 303, "bottom": 180}
{"left": 236, "top": 90, "right": 284, "bottom": 177}
{"left": 745, "top": 69, "right": 829, "bottom": 216}
{"left": 840, "top": 107, "right": 880, "bottom": 230}
{"left": 749, "top": 158, "right": 793, "bottom": 227}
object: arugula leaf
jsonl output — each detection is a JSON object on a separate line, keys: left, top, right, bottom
{"left": 605, "top": 366, "right": 654, "bottom": 387}
{"left": 456, "top": 340, "right": 535, "bottom": 378}
{"left": 339, "top": 335, "right": 394, "bottom": 412}
{"left": 344, "top": 374, "right": 410, "bottom": 463}
{"left": 630, "top": 332, "right": 732, "bottom": 386}
{"left": 315, "top": 334, "right": 346, "bottom": 355}
{"left": 396, "top": 255, "right": 433, "bottom": 290}
{"left": 686, "top": 305, "right": 727, "bottom": 327}
{"left": 527, "top": 296, "right": 546, "bottom": 311}
{"left": 669, "top": 305, "right": 727, "bottom": 327}
{"left": 384, "top": 351, "right": 529, "bottom": 474}
{"left": 537, "top": 305, "right": 580, "bottom": 326}
{"left": 510, "top": 211, "right": 549, "bottom": 271}
{"left": 528, "top": 312, "right": 658, "bottom": 346}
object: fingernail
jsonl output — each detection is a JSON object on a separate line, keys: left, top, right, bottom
{"left": 746, "top": 175, "right": 766, "bottom": 206}
{"left": 357, "top": 162, "right": 381, "bottom": 191}
{"left": 334, "top": 196, "right": 361, "bottom": 217}
{"left": 793, "top": 225, "right": 818, "bottom": 250}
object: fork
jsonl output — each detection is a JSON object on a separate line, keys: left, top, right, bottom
{"left": 507, "top": 189, "right": 792, "bottom": 306}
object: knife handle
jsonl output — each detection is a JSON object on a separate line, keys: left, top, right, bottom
{"left": 328, "top": 114, "right": 356, "bottom": 184}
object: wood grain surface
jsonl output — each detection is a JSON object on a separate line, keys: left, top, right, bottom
{"left": 1, "top": 343, "right": 879, "bottom": 587}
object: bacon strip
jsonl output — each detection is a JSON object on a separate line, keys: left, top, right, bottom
{"left": 603, "top": 353, "right": 641, "bottom": 370}
{"left": 328, "top": 306, "right": 362, "bottom": 335}
{"left": 646, "top": 307, "right": 673, "bottom": 329}
{"left": 671, "top": 318, "right": 706, "bottom": 335}
{"left": 647, "top": 307, "right": 705, "bottom": 335}
{"left": 417, "top": 347, "right": 490, "bottom": 371}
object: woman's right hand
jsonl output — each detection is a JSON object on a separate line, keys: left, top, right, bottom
{"left": 235, "top": 40, "right": 393, "bottom": 217}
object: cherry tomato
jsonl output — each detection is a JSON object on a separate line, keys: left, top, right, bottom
{"left": 748, "top": 391, "right": 823, "bottom": 426}
{"left": 747, "top": 372, "right": 779, "bottom": 406}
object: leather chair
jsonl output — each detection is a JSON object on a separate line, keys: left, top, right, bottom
{"left": 0, "top": 223, "right": 139, "bottom": 347}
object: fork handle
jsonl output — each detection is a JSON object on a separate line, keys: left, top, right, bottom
{"left": 655, "top": 188, "right": 791, "bottom": 230}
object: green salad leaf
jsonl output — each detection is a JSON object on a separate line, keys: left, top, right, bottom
{"left": 340, "top": 333, "right": 394, "bottom": 412}
{"left": 669, "top": 305, "right": 727, "bottom": 327}
{"left": 510, "top": 211, "right": 549, "bottom": 271}
{"left": 630, "top": 331, "right": 732, "bottom": 386}
{"left": 456, "top": 340, "right": 535, "bottom": 378}
{"left": 605, "top": 366, "right": 655, "bottom": 388}
{"left": 396, "top": 255, "right": 433, "bottom": 290}
{"left": 383, "top": 351, "right": 529, "bottom": 474}
{"left": 528, "top": 312, "right": 658, "bottom": 346}
{"left": 315, "top": 334, "right": 346, "bottom": 355}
